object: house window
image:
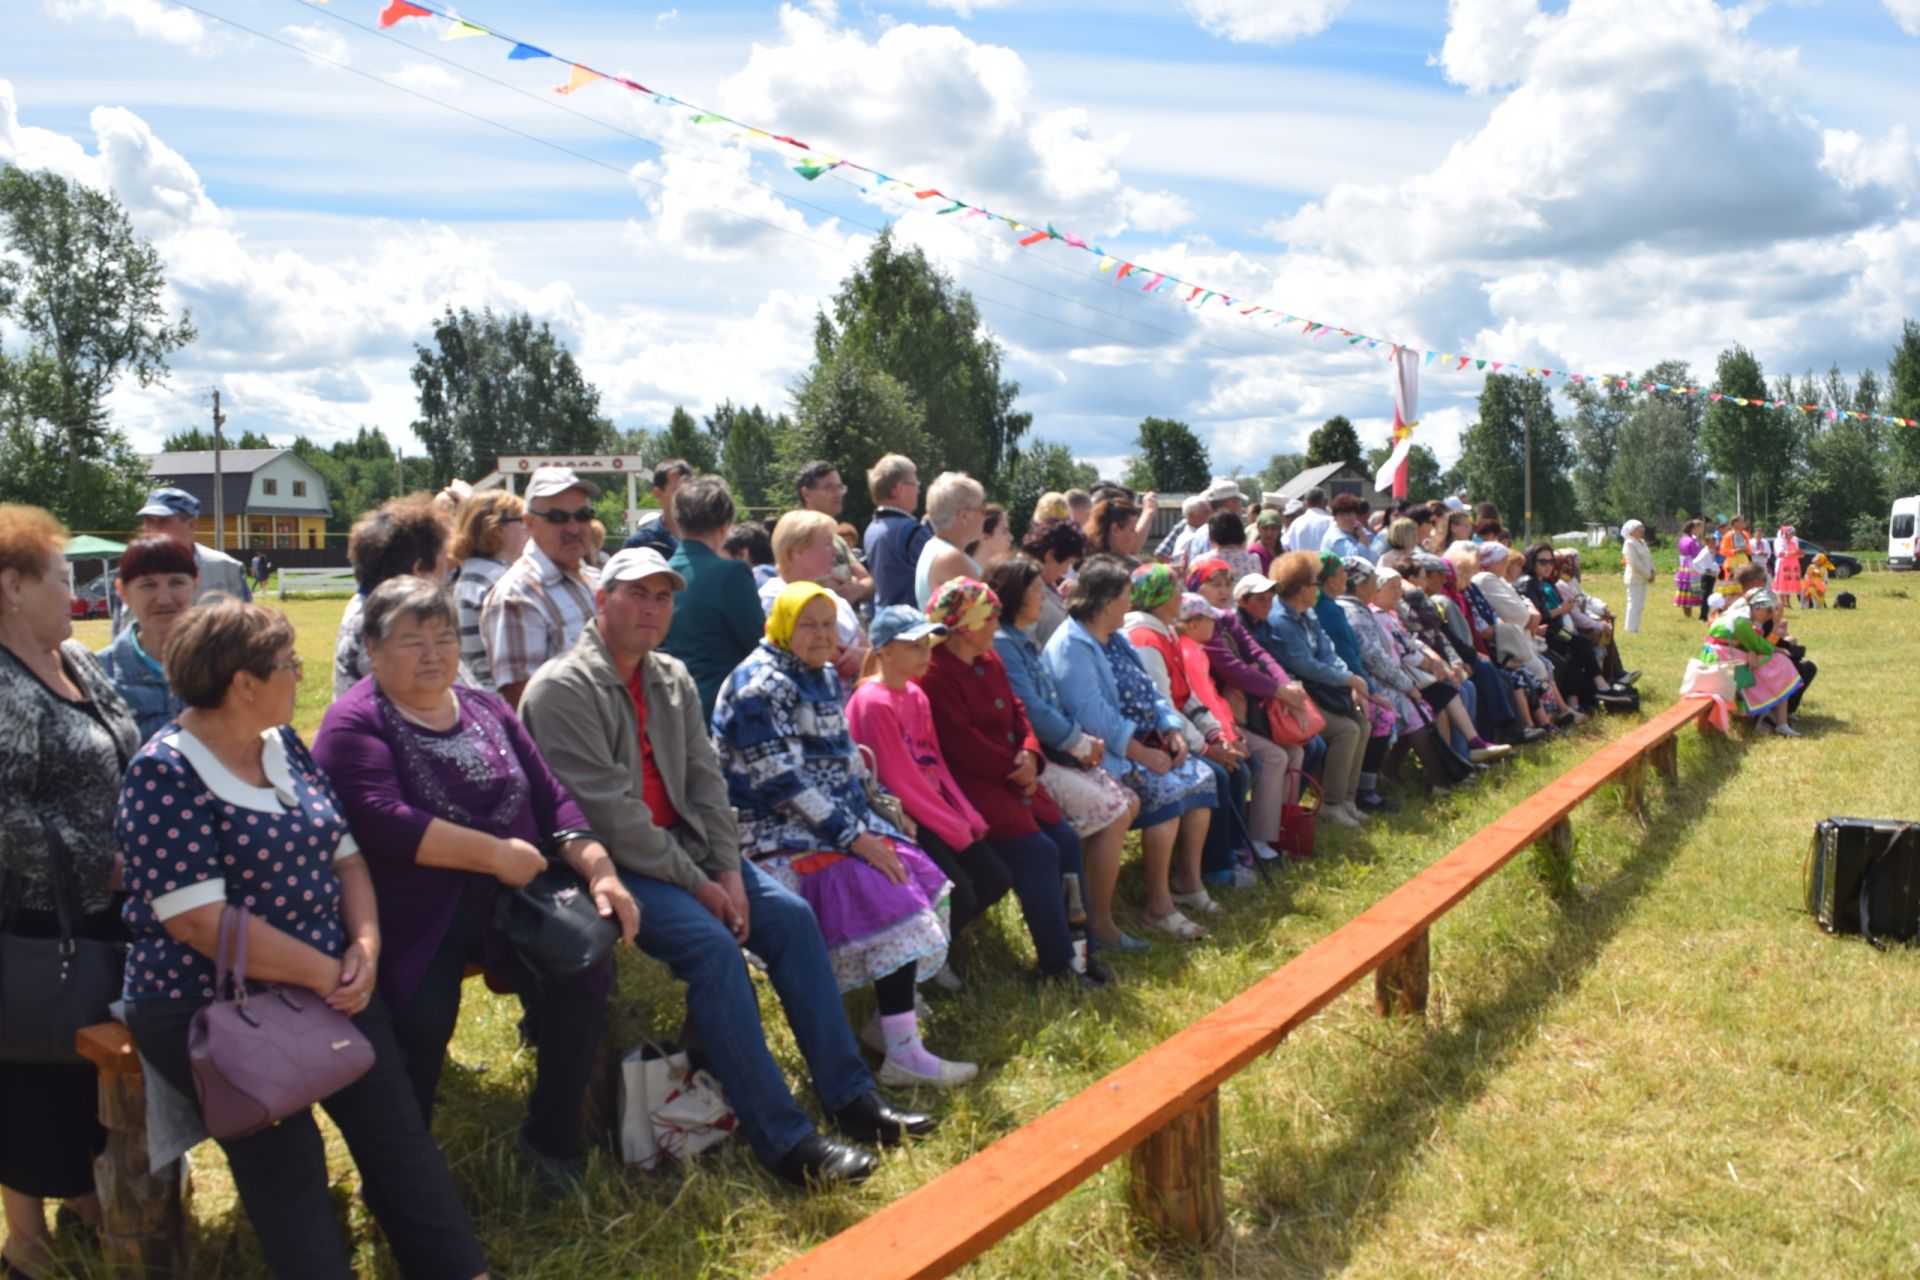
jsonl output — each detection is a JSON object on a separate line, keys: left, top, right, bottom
{"left": 262, "top": 478, "right": 277, "bottom": 496}
{"left": 293, "top": 480, "right": 307, "bottom": 497}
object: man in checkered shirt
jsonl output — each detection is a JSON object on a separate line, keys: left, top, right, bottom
{"left": 482, "top": 465, "right": 603, "bottom": 710}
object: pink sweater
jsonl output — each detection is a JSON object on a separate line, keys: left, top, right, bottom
{"left": 846, "top": 679, "right": 989, "bottom": 852}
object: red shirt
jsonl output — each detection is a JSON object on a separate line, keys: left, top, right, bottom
{"left": 626, "top": 665, "right": 680, "bottom": 830}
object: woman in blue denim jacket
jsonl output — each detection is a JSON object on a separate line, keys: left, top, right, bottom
{"left": 94, "top": 537, "right": 194, "bottom": 743}
{"left": 1042, "top": 556, "right": 1215, "bottom": 942}
{"left": 1264, "top": 551, "right": 1374, "bottom": 828}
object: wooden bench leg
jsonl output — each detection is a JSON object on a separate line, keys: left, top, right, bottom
{"left": 1374, "top": 928, "right": 1430, "bottom": 1017}
{"left": 1532, "top": 818, "right": 1575, "bottom": 899}
{"left": 1621, "top": 756, "right": 1647, "bottom": 817}
{"left": 1650, "top": 735, "right": 1678, "bottom": 781}
{"left": 79, "top": 1024, "right": 188, "bottom": 1278}
{"left": 1127, "top": 1091, "right": 1223, "bottom": 1247}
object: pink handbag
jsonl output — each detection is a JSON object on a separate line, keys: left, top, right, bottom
{"left": 189, "top": 906, "right": 375, "bottom": 1140}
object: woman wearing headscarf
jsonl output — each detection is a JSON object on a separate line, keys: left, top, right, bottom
{"left": 713, "top": 582, "right": 971, "bottom": 1088}
{"left": 1680, "top": 590, "right": 1802, "bottom": 736}
{"left": 1336, "top": 560, "right": 1474, "bottom": 794}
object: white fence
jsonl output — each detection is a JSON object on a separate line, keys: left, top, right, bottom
{"left": 277, "top": 567, "right": 358, "bottom": 598}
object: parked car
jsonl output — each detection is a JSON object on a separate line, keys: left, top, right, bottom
{"left": 1794, "top": 539, "right": 1859, "bottom": 579}
{"left": 69, "top": 573, "right": 112, "bottom": 620}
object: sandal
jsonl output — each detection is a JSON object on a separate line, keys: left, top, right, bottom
{"left": 1170, "top": 889, "right": 1223, "bottom": 915}
{"left": 1143, "top": 909, "right": 1207, "bottom": 940}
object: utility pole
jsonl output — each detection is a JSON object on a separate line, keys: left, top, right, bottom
{"left": 211, "top": 390, "right": 227, "bottom": 552}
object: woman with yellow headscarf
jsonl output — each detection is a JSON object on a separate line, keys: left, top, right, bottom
{"left": 712, "top": 582, "right": 975, "bottom": 1089}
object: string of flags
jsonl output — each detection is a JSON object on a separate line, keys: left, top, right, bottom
{"left": 354, "top": 0, "right": 1918, "bottom": 429}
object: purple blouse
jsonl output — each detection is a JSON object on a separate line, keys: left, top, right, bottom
{"left": 312, "top": 677, "right": 588, "bottom": 1010}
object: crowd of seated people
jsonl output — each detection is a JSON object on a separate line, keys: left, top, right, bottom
{"left": 2, "top": 457, "right": 1752, "bottom": 1279}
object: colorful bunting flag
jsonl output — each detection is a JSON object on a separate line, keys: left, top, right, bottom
{"left": 555, "top": 64, "right": 604, "bottom": 94}
{"left": 441, "top": 20, "right": 488, "bottom": 40}
{"left": 506, "top": 42, "right": 548, "bottom": 59}
{"left": 377, "top": 0, "right": 432, "bottom": 27}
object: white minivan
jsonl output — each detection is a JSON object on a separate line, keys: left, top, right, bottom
{"left": 1891, "top": 495, "right": 1919, "bottom": 571}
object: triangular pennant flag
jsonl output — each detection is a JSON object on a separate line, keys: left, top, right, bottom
{"left": 936, "top": 202, "right": 965, "bottom": 215}
{"left": 1116, "top": 263, "right": 1136, "bottom": 280}
{"left": 378, "top": 0, "right": 433, "bottom": 27}
{"left": 1142, "top": 273, "right": 1165, "bottom": 292}
{"left": 1476, "top": 359, "right": 1487, "bottom": 370}
{"left": 1018, "top": 230, "right": 1050, "bottom": 246}
{"left": 689, "top": 112, "right": 728, "bottom": 124}
{"left": 508, "top": 42, "right": 550, "bottom": 59}
{"left": 441, "top": 19, "right": 488, "bottom": 40}
{"left": 914, "top": 189, "right": 942, "bottom": 200}
{"left": 1491, "top": 362, "right": 1503, "bottom": 371}
{"left": 1456, "top": 356, "right": 1470, "bottom": 370}
{"left": 793, "top": 161, "right": 835, "bottom": 180}
{"left": 555, "top": 64, "right": 605, "bottom": 94}
{"left": 1098, "top": 258, "right": 1118, "bottom": 274}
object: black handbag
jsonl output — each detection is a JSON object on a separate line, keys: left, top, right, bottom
{"left": 492, "top": 835, "right": 619, "bottom": 981}
{"left": 1805, "top": 819, "right": 1920, "bottom": 947}
{"left": 0, "top": 822, "right": 127, "bottom": 1064}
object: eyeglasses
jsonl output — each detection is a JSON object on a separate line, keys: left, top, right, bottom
{"left": 533, "top": 507, "right": 595, "bottom": 525}
{"left": 273, "top": 655, "right": 305, "bottom": 680}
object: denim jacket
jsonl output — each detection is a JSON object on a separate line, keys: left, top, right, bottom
{"left": 993, "top": 624, "right": 1089, "bottom": 758}
{"left": 1266, "top": 602, "right": 1353, "bottom": 694}
{"left": 95, "top": 624, "right": 183, "bottom": 745}
{"left": 1042, "top": 619, "right": 1141, "bottom": 780}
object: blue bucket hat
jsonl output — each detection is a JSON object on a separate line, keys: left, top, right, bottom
{"left": 136, "top": 487, "right": 200, "bottom": 519}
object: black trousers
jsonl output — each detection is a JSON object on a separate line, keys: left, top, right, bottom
{"left": 126, "top": 994, "right": 485, "bottom": 1280}
{"left": 1773, "top": 637, "right": 1817, "bottom": 713}
{"left": 912, "top": 829, "right": 1012, "bottom": 938}
{"left": 390, "top": 884, "right": 607, "bottom": 1161}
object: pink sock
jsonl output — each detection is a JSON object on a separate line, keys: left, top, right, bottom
{"left": 1469, "top": 736, "right": 1490, "bottom": 749}
{"left": 881, "top": 1010, "right": 945, "bottom": 1075}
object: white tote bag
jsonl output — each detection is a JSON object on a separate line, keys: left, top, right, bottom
{"left": 617, "top": 1040, "right": 736, "bottom": 1170}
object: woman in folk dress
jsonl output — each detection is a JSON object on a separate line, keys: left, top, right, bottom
{"left": 1772, "top": 525, "right": 1803, "bottom": 607}
{"left": 1673, "top": 519, "right": 1705, "bottom": 615}
{"left": 1715, "top": 516, "right": 1751, "bottom": 604}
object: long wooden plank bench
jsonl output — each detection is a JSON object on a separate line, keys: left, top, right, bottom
{"left": 769, "top": 698, "right": 1710, "bottom": 1280}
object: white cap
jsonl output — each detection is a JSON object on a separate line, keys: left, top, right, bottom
{"left": 1232, "top": 572, "right": 1278, "bottom": 599}
{"left": 1284, "top": 498, "right": 1305, "bottom": 517}
{"left": 599, "top": 546, "right": 685, "bottom": 591}
{"left": 524, "top": 466, "right": 600, "bottom": 502}
{"left": 1203, "top": 479, "right": 1246, "bottom": 504}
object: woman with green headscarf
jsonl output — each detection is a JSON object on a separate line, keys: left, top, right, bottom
{"left": 712, "top": 581, "right": 975, "bottom": 1089}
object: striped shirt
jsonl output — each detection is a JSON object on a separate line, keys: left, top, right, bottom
{"left": 454, "top": 556, "right": 512, "bottom": 692}
{"left": 480, "top": 544, "right": 600, "bottom": 692}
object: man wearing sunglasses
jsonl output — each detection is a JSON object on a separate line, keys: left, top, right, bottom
{"left": 482, "top": 466, "right": 603, "bottom": 710}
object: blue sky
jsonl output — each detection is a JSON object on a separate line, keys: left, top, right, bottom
{"left": 4, "top": 0, "right": 1918, "bottom": 482}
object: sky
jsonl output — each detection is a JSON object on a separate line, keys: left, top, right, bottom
{"left": 3, "top": 0, "right": 1918, "bottom": 483}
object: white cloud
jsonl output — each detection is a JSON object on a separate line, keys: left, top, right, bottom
{"left": 389, "top": 63, "right": 462, "bottom": 94}
{"left": 1183, "top": 0, "right": 1348, "bottom": 46}
{"left": 1888, "top": 1, "right": 1920, "bottom": 36}
{"left": 655, "top": 9, "right": 679, "bottom": 27}
{"left": 924, "top": 0, "right": 1011, "bottom": 16}
{"left": 1436, "top": 0, "right": 1543, "bottom": 95}
{"left": 282, "top": 23, "right": 350, "bottom": 69}
{"left": 44, "top": 0, "right": 213, "bottom": 51}
{"left": 1120, "top": 187, "right": 1196, "bottom": 233}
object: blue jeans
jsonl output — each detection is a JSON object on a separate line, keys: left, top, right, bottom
{"left": 1467, "top": 657, "right": 1516, "bottom": 736}
{"left": 620, "top": 860, "right": 877, "bottom": 1167}
{"left": 1199, "top": 756, "right": 1249, "bottom": 874}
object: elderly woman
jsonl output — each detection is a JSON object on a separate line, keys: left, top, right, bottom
{"left": 761, "top": 509, "right": 870, "bottom": 686}
{"left": 1045, "top": 556, "right": 1215, "bottom": 941}
{"left": 1337, "top": 560, "right": 1473, "bottom": 794}
{"left": 1018, "top": 517, "right": 1086, "bottom": 648}
{"left": 450, "top": 488, "right": 528, "bottom": 692}
{"left": 312, "top": 578, "right": 636, "bottom": 1193}
{"left": 916, "top": 473, "right": 988, "bottom": 607}
{"left": 987, "top": 556, "right": 1140, "bottom": 952}
{"left": 916, "top": 581, "right": 1105, "bottom": 987}
{"left": 336, "top": 494, "right": 456, "bottom": 698}
{"left": 1451, "top": 541, "right": 1564, "bottom": 732}
{"left": 96, "top": 535, "right": 197, "bottom": 741}
{"left": 1403, "top": 553, "right": 1520, "bottom": 748}
{"left": 1263, "top": 551, "right": 1371, "bottom": 828}
{"left": 715, "top": 583, "right": 971, "bottom": 1088}
{"left": 0, "top": 507, "right": 138, "bottom": 1280}
{"left": 118, "top": 601, "right": 486, "bottom": 1280}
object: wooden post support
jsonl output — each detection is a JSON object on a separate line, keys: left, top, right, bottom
{"left": 1650, "top": 734, "right": 1678, "bottom": 781}
{"left": 1127, "top": 1091, "right": 1224, "bottom": 1247}
{"left": 1532, "top": 818, "right": 1576, "bottom": 899}
{"left": 77, "top": 1023, "right": 188, "bottom": 1279}
{"left": 1621, "top": 755, "right": 1647, "bottom": 817}
{"left": 1374, "top": 928, "right": 1430, "bottom": 1017}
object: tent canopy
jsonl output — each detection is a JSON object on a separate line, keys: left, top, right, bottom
{"left": 63, "top": 535, "right": 126, "bottom": 559}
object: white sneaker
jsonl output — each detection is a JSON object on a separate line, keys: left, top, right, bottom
{"left": 1773, "top": 722, "right": 1803, "bottom": 738}
{"left": 1467, "top": 744, "right": 1513, "bottom": 764}
{"left": 1251, "top": 840, "right": 1282, "bottom": 862}
{"left": 1325, "top": 804, "right": 1361, "bottom": 829}
{"left": 1170, "top": 889, "right": 1224, "bottom": 915}
{"left": 878, "top": 1054, "right": 978, "bottom": 1089}
{"left": 930, "top": 963, "right": 963, "bottom": 993}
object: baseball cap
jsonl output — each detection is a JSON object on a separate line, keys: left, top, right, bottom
{"left": 599, "top": 546, "right": 685, "bottom": 591}
{"left": 1233, "top": 572, "right": 1278, "bottom": 599}
{"left": 1284, "top": 498, "right": 1305, "bottom": 517}
{"left": 524, "top": 466, "right": 601, "bottom": 502}
{"left": 136, "top": 487, "right": 200, "bottom": 519}
{"left": 1203, "top": 479, "right": 1246, "bottom": 504}
{"left": 870, "top": 605, "right": 948, "bottom": 649}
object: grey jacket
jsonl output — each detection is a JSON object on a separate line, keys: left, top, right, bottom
{"left": 520, "top": 624, "right": 741, "bottom": 892}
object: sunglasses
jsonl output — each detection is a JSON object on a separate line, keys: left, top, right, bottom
{"left": 533, "top": 507, "right": 595, "bottom": 525}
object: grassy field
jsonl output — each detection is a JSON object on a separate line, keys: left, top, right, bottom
{"left": 58, "top": 571, "right": 1920, "bottom": 1278}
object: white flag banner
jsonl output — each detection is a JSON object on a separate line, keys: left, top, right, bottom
{"left": 1373, "top": 347, "right": 1421, "bottom": 495}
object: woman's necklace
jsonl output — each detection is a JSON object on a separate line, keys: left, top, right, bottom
{"left": 392, "top": 689, "right": 460, "bottom": 731}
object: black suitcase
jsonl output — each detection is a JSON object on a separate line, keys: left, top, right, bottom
{"left": 1806, "top": 818, "right": 1920, "bottom": 945}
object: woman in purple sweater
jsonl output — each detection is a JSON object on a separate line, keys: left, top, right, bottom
{"left": 313, "top": 577, "right": 638, "bottom": 1197}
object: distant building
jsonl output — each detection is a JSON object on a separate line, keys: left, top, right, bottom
{"left": 145, "top": 448, "right": 332, "bottom": 550}
{"left": 1272, "top": 460, "right": 1390, "bottom": 508}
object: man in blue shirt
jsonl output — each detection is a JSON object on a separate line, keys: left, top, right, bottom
{"left": 860, "top": 453, "right": 930, "bottom": 608}
{"left": 1322, "top": 494, "right": 1375, "bottom": 564}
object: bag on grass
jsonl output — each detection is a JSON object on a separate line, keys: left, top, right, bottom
{"left": 1278, "top": 768, "right": 1322, "bottom": 862}
{"left": 617, "top": 1036, "right": 736, "bottom": 1170}
{"left": 1804, "top": 819, "right": 1920, "bottom": 947}
{"left": 1835, "top": 592, "right": 1857, "bottom": 609}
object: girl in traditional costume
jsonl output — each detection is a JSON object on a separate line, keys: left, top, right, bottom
{"left": 1772, "top": 525, "right": 1802, "bottom": 606}
{"left": 1673, "top": 519, "right": 1705, "bottom": 615}
{"left": 1715, "top": 516, "right": 1751, "bottom": 605}
{"left": 1679, "top": 590, "right": 1802, "bottom": 736}
{"left": 1803, "top": 551, "right": 1834, "bottom": 608}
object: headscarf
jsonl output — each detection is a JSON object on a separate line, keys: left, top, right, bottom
{"left": 1342, "top": 555, "right": 1376, "bottom": 585}
{"left": 1477, "top": 542, "right": 1510, "bottom": 570}
{"left": 1316, "top": 550, "right": 1344, "bottom": 584}
{"left": 1185, "top": 556, "right": 1232, "bottom": 592}
{"left": 765, "top": 580, "right": 834, "bottom": 652}
{"left": 1620, "top": 519, "right": 1644, "bottom": 539}
{"left": 1131, "top": 562, "right": 1178, "bottom": 611}
{"left": 1747, "top": 589, "right": 1777, "bottom": 611}
{"left": 927, "top": 577, "right": 1001, "bottom": 634}
{"left": 1255, "top": 508, "right": 1283, "bottom": 531}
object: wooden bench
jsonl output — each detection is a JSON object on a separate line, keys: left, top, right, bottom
{"left": 75, "top": 1023, "right": 189, "bottom": 1278}
{"left": 768, "top": 698, "right": 1710, "bottom": 1280}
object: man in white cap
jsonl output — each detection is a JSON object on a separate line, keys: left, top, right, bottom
{"left": 111, "top": 486, "right": 251, "bottom": 633}
{"left": 1155, "top": 494, "right": 1211, "bottom": 567}
{"left": 520, "top": 545, "right": 936, "bottom": 1188}
{"left": 482, "top": 465, "right": 602, "bottom": 709}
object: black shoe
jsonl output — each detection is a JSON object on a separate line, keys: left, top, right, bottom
{"left": 831, "top": 1090, "right": 939, "bottom": 1146}
{"left": 516, "top": 1128, "right": 586, "bottom": 1203}
{"left": 1356, "top": 791, "right": 1397, "bottom": 813}
{"left": 773, "top": 1133, "right": 879, "bottom": 1188}
{"left": 1082, "top": 955, "right": 1115, "bottom": 987}
{"left": 1519, "top": 726, "right": 1549, "bottom": 744}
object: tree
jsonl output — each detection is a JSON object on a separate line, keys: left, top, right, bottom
{"left": 1565, "top": 376, "right": 1634, "bottom": 522}
{"left": 1700, "top": 344, "right": 1796, "bottom": 519}
{"left": 1451, "top": 375, "right": 1577, "bottom": 537}
{"left": 1122, "top": 417, "right": 1211, "bottom": 494}
{"left": 1001, "top": 439, "right": 1097, "bottom": 535}
{"left": 0, "top": 165, "right": 196, "bottom": 522}
{"left": 161, "top": 427, "right": 276, "bottom": 452}
{"left": 708, "top": 400, "right": 784, "bottom": 513}
{"left": 650, "top": 405, "right": 717, "bottom": 475}
{"left": 1887, "top": 320, "right": 1920, "bottom": 498}
{"left": 812, "top": 227, "right": 1029, "bottom": 491}
{"left": 785, "top": 351, "right": 928, "bottom": 528}
{"left": 1258, "top": 451, "right": 1310, "bottom": 494}
{"left": 1305, "top": 415, "right": 1363, "bottom": 467}
{"left": 289, "top": 427, "right": 435, "bottom": 534}
{"left": 410, "top": 305, "right": 614, "bottom": 484}
{"left": 0, "top": 349, "right": 149, "bottom": 528}
{"left": 1609, "top": 398, "right": 1704, "bottom": 530}
{"left": 1362, "top": 442, "right": 1444, "bottom": 500}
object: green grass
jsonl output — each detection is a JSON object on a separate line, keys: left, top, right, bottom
{"left": 58, "top": 575, "right": 1920, "bottom": 1278}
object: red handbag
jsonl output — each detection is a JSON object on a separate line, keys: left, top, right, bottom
{"left": 1278, "top": 768, "right": 1322, "bottom": 862}
{"left": 1265, "top": 692, "right": 1327, "bottom": 748}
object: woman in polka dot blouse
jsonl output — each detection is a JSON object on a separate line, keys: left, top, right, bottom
{"left": 116, "top": 601, "right": 487, "bottom": 1280}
